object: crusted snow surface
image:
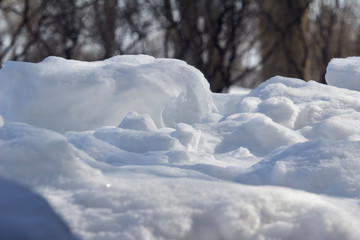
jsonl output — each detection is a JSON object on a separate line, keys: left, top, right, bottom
{"left": 0, "top": 55, "right": 360, "bottom": 240}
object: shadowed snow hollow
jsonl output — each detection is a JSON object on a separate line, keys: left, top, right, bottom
{"left": 0, "top": 178, "right": 79, "bottom": 240}
{"left": 0, "top": 55, "right": 217, "bottom": 132}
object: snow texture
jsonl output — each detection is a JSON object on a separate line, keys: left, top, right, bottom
{"left": 1, "top": 55, "right": 360, "bottom": 240}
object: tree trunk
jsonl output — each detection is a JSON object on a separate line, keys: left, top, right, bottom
{"left": 259, "top": 0, "right": 311, "bottom": 81}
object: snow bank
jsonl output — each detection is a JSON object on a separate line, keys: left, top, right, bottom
{"left": 1, "top": 55, "right": 360, "bottom": 239}
{"left": 326, "top": 56, "right": 360, "bottom": 91}
{"left": 0, "top": 55, "right": 216, "bottom": 132}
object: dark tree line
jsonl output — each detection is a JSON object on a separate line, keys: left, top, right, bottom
{"left": 1, "top": 0, "right": 359, "bottom": 92}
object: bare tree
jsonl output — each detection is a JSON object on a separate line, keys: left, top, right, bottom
{"left": 92, "top": 0, "right": 117, "bottom": 59}
{"left": 0, "top": 0, "right": 85, "bottom": 62}
{"left": 1, "top": 0, "right": 360, "bottom": 88}
{"left": 144, "top": 0, "right": 259, "bottom": 92}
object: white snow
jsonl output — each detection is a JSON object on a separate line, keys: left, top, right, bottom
{"left": 0, "top": 55, "right": 216, "bottom": 132}
{"left": 118, "top": 111, "right": 158, "bottom": 131}
{"left": 1, "top": 55, "right": 360, "bottom": 240}
{"left": 228, "top": 85, "right": 251, "bottom": 94}
{"left": 326, "top": 56, "right": 360, "bottom": 91}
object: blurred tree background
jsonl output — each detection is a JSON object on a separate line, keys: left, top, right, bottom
{"left": 0, "top": 0, "right": 359, "bottom": 92}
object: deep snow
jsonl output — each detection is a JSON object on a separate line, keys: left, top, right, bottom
{"left": 0, "top": 55, "right": 360, "bottom": 240}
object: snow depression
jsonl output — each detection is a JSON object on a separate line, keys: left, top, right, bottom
{"left": 0, "top": 55, "right": 360, "bottom": 240}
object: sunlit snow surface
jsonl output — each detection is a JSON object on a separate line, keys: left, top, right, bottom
{"left": 1, "top": 55, "right": 360, "bottom": 240}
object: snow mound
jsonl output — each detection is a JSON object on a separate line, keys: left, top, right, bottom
{"left": 326, "top": 57, "right": 360, "bottom": 91}
{"left": 229, "top": 76, "right": 360, "bottom": 138}
{"left": 173, "top": 123, "right": 201, "bottom": 151}
{"left": 0, "top": 55, "right": 217, "bottom": 132}
{"left": 238, "top": 138, "right": 360, "bottom": 198}
{"left": 215, "top": 113, "right": 306, "bottom": 156}
{"left": 0, "top": 177, "right": 79, "bottom": 240}
{"left": 118, "top": 111, "right": 157, "bottom": 131}
{"left": 210, "top": 76, "right": 360, "bottom": 157}
{"left": 1, "top": 56, "right": 360, "bottom": 239}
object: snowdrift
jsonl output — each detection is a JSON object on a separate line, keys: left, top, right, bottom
{"left": 0, "top": 55, "right": 360, "bottom": 240}
{"left": 0, "top": 55, "right": 216, "bottom": 132}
